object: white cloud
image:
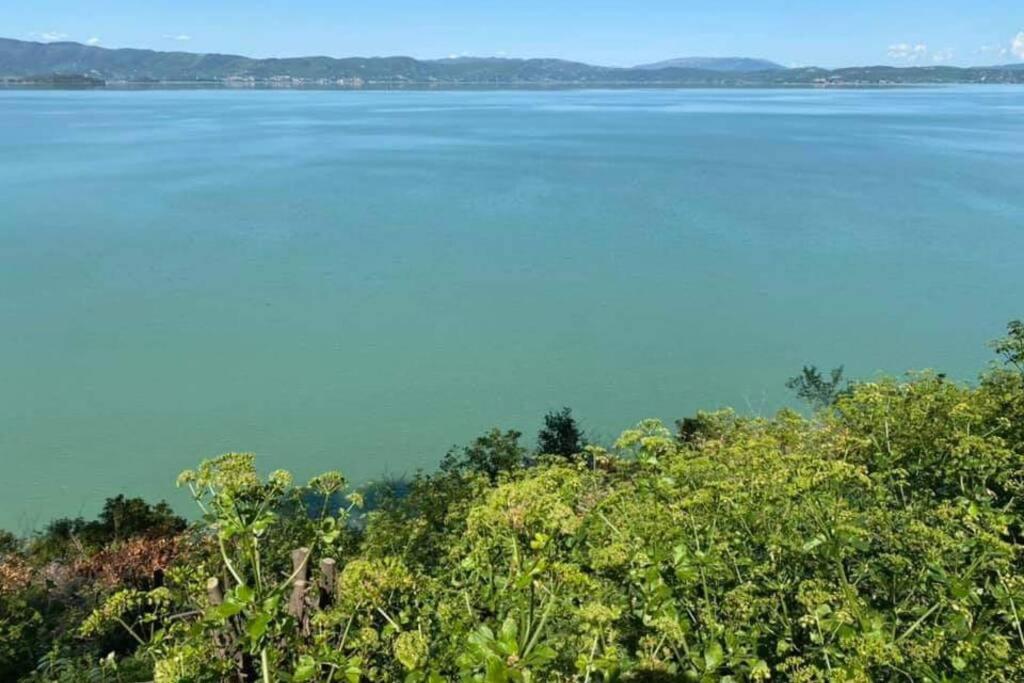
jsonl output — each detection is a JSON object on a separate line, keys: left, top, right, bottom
{"left": 931, "top": 48, "right": 954, "bottom": 63}
{"left": 31, "top": 31, "right": 69, "bottom": 43}
{"left": 86, "top": 37, "right": 101, "bottom": 46}
{"left": 980, "top": 32, "right": 1024, "bottom": 62}
{"left": 979, "top": 44, "right": 1009, "bottom": 58}
{"left": 1013, "top": 31, "right": 1024, "bottom": 60}
{"left": 164, "top": 34, "right": 191, "bottom": 42}
{"left": 888, "top": 42, "right": 929, "bottom": 62}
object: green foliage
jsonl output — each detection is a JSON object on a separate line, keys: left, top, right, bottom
{"left": 537, "top": 407, "right": 586, "bottom": 461}
{"left": 22, "top": 648, "right": 152, "bottom": 683}
{"left": 28, "top": 496, "right": 185, "bottom": 562}
{"left": 991, "top": 319, "right": 1024, "bottom": 372}
{"left": 786, "top": 365, "right": 848, "bottom": 410}
{"left": 157, "top": 453, "right": 362, "bottom": 682}
{"left": 0, "top": 529, "right": 20, "bottom": 557}
{"left": 0, "top": 495, "right": 186, "bottom": 682}
{"left": 0, "top": 591, "right": 45, "bottom": 679}
{"left": 7, "top": 325, "right": 1024, "bottom": 681}
{"left": 97, "top": 496, "right": 187, "bottom": 542}
{"left": 443, "top": 429, "right": 528, "bottom": 482}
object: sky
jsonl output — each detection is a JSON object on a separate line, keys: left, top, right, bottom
{"left": 3, "top": 1, "right": 1024, "bottom": 68}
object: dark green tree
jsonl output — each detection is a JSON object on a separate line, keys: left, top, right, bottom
{"left": 786, "top": 365, "right": 847, "bottom": 410}
{"left": 0, "top": 529, "right": 19, "bottom": 558}
{"left": 443, "top": 428, "right": 526, "bottom": 482}
{"left": 537, "top": 407, "right": 585, "bottom": 460}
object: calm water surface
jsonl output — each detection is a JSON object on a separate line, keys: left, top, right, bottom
{"left": 1, "top": 87, "right": 1022, "bottom": 529}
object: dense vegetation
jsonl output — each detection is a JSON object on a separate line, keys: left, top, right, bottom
{"left": 3, "top": 37, "right": 1024, "bottom": 86}
{"left": 2, "top": 322, "right": 1024, "bottom": 681}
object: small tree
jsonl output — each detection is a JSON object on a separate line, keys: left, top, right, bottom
{"left": 0, "top": 530, "right": 18, "bottom": 557}
{"left": 537, "top": 407, "right": 585, "bottom": 460}
{"left": 443, "top": 429, "right": 527, "bottom": 482}
{"left": 786, "top": 365, "right": 846, "bottom": 411}
{"left": 991, "top": 320, "right": 1024, "bottom": 372}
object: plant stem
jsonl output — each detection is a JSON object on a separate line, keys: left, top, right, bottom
{"left": 114, "top": 617, "right": 147, "bottom": 648}
{"left": 897, "top": 601, "right": 942, "bottom": 643}
{"left": 583, "top": 634, "right": 599, "bottom": 683}
{"left": 999, "top": 573, "right": 1024, "bottom": 649}
{"left": 217, "top": 534, "right": 244, "bottom": 586}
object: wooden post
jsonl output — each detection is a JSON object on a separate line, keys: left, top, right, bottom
{"left": 318, "top": 558, "right": 337, "bottom": 609}
{"left": 207, "top": 577, "right": 224, "bottom": 606}
{"left": 208, "top": 577, "right": 254, "bottom": 682}
{"left": 206, "top": 577, "right": 231, "bottom": 666}
{"left": 288, "top": 547, "right": 311, "bottom": 621}
{"left": 291, "top": 547, "right": 311, "bottom": 580}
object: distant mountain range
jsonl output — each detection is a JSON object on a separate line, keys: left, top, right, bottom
{"left": 634, "top": 57, "right": 785, "bottom": 72}
{"left": 2, "top": 37, "right": 1023, "bottom": 87}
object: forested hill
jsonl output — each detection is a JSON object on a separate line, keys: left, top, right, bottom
{"left": 3, "top": 37, "right": 1024, "bottom": 86}
{"left": 634, "top": 57, "right": 785, "bottom": 71}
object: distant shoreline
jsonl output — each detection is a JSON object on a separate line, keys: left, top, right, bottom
{"left": 0, "top": 80, "right": 1005, "bottom": 92}
{"left": 4, "top": 36, "right": 1024, "bottom": 91}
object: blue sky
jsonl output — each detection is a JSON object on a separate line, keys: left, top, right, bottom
{"left": 4, "top": 1, "right": 1023, "bottom": 67}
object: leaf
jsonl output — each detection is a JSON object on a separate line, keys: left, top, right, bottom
{"left": 529, "top": 532, "right": 550, "bottom": 550}
{"left": 704, "top": 640, "right": 724, "bottom": 671}
{"left": 210, "top": 601, "right": 244, "bottom": 620}
{"left": 529, "top": 644, "right": 557, "bottom": 665}
{"left": 498, "top": 616, "right": 519, "bottom": 654}
{"left": 262, "top": 594, "right": 281, "bottom": 613}
{"left": 246, "top": 612, "right": 271, "bottom": 643}
{"left": 234, "top": 584, "right": 255, "bottom": 604}
{"left": 802, "top": 535, "right": 825, "bottom": 552}
{"left": 486, "top": 658, "right": 508, "bottom": 683}
{"left": 292, "top": 655, "right": 318, "bottom": 682}
{"left": 513, "top": 572, "right": 534, "bottom": 590}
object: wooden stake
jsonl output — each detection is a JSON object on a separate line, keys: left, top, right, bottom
{"left": 318, "top": 558, "right": 337, "bottom": 609}
{"left": 207, "top": 576, "right": 224, "bottom": 606}
{"left": 288, "top": 548, "right": 311, "bottom": 621}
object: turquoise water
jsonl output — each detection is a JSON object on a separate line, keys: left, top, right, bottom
{"left": 1, "top": 87, "right": 1022, "bottom": 530}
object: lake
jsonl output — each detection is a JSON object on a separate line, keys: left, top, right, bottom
{"left": 1, "top": 86, "right": 1021, "bottom": 530}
